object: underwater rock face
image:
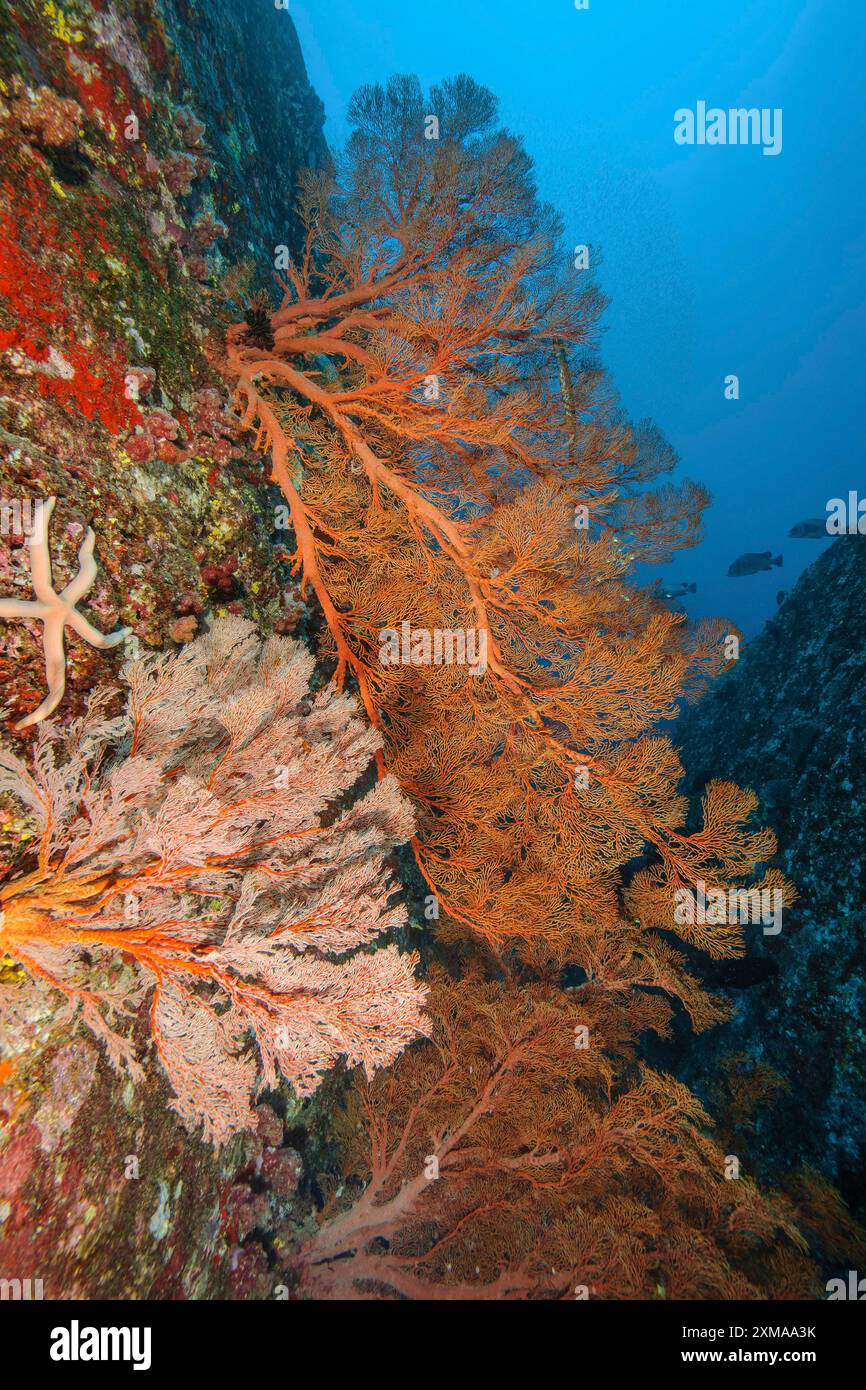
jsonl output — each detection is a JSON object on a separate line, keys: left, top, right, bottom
{"left": 155, "top": 0, "right": 327, "bottom": 265}
{"left": 0, "top": 0, "right": 328, "bottom": 1298}
{"left": 674, "top": 536, "right": 866, "bottom": 1196}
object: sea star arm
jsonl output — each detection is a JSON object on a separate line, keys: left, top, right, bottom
{"left": 61, "top": 526, "right": 130, "bottom": 646}
{"left": 15, "top": 610, "right": 67, "bottom": 730}
{"left": 0, "top": 598, "right": 49, "bottom": 618}
{"left": 28, "top": 497, "right": 58, "bottom": 603}
{"left": 67, "top": 609, "right": 131, "bottom": 649}
{"left": 15, "top": 689, "right": 65, "bottom": 730}
{"left": 1, "top": 497, "right": 131, "bottom": 731}
{"left": 59, "top": 526, "right": 99, "bottom": 606}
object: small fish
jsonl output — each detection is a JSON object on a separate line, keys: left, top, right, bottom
{"left": 727, "top": 551, "right": 783, "bottom": 577}
{"left": 662, "top": 581, "right": 696, "bottom": 599}
{"left": 788, "top": 517, "right": 830, "bottom": 539}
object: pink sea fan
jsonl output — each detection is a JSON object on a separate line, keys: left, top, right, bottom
{"left": 0, "top": 619, "right": 426, "bottom": 1146}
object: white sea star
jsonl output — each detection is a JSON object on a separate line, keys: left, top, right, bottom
{"left": 0, "top": 495, "right": 130, "bottom": 730}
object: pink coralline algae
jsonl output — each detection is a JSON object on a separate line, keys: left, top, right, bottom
{"left": 228, "top": 1242, "right": 270, "bottom": 1300}
{"left": 260, "top": 1146, "right": 302, "bottom": 1198}
{"left": 124, "top": 430, "right": 157, "bottom": 463}
{"left": 144, "top": 408, "right": 181, "bottom": 442}
{"left": 175, "top": 592, "right": 204, "bottom": 618}
{"left": 274, "top": 590, "right": 304, "bottom": 636}
{"left": 4, "top": 79, "right": 83, "bottom": 149}
{"left": 254, "top": 1103, "right": 284, "bottom": 1148}
{"left": 200, "top": 556, "right": 238, "bottom": 594}
{"left": 125, "top": 366, "right": 156, "bottom": 402}
{"left": 189, "top": 213, "right": 228, "bottom": 251}
{"left": 185, "top": 253, "right": 210, "bottom": 282}
{"left": 191, "top": 387, "right": 241, "bottom": 443}
{"left": 124, "top": 389, "right": 240, "bottom": 467}
{"left": 157, "top": 151, "right": 198, "bottom": 197}
{"left": 168, "top": 615, "right": 198, "bottom": 644}
{"left": 33, "top": 1040, "right": 98, "bottom": 1153}
{"left": 227, "top": 1185, "right": 271, "bottom": 1243}
{"left": 174, "top": 106, "right": 206, "bottom": 151}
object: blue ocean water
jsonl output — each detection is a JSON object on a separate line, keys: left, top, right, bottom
{"left": 292, "top": 0, "right": 866, "bottom": 637}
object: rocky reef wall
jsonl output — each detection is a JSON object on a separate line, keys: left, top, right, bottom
{"left": 673, "top": 536, "right": 866, "bottom": 1214}
{"left": 0, "top": 0, "right": 326, "bottom": 1298}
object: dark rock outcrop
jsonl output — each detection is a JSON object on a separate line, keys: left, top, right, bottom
{"left": 673, "top": 536, "right": 866, "bottom": 1207}
{"left": 156, "top": 0, "right": 327, "bottom": 263}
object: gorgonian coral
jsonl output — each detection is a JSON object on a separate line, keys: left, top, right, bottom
{"left": 299, "top": 969, "right": 817, "bottom": 1300}
{"left": 0, "top": 618, "right": 426, "bottom": 1144}
{"left": 220, "top": 73, "right": 790, "bottom": 1009}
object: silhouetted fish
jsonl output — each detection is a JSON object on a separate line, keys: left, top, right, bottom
{"left": 789, "top": 517, "right": 830, "bottom": 539}
{"left": 662, "top": 582, "right": 697, "bottom": 598}
{"left": 727, "top": 551, "right": 782, "bottom": 577}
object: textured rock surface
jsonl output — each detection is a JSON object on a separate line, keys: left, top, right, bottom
{"left": 157, "top": 0, "right": 327, "bottom": 266}
{"left": 0, "top": 0, "right": 327, "bottom": 1298}
{"left": 672, "top": 536, "right": 866, "bottom": 1211}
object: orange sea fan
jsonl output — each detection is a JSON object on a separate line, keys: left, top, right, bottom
{"left": 298, "top": 969, "right": 816, "bottom": 1300}
{"left": 217, "top": 74, "right": 783, "bottom": 1000}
